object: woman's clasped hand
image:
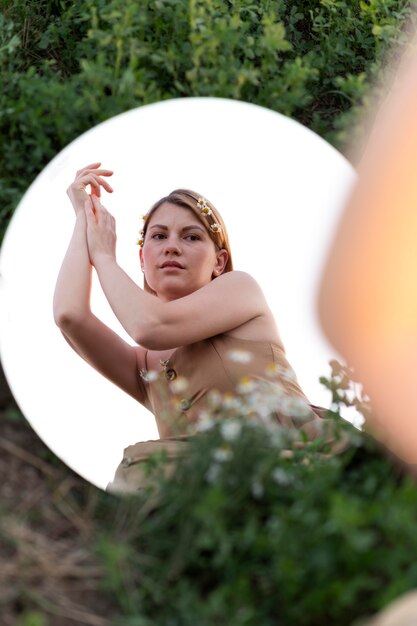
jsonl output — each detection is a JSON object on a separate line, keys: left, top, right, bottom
{"left": 66, "top": 162, "right": 113, "bottom": 213}
{"left": 85, "top": 194, "right": 118, "bottom": 267}
{"left": 66, "top": 163, "right": 117, "bottom": 266}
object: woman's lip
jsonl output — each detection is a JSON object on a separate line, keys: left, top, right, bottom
{"left": 160, "top": 262, "right": 184, "bottom": 268}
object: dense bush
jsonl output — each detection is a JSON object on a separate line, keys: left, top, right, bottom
{"left": 1, "top": 0, "right": 417, "bottom": 240}
{"left": 99, "top": 419, "right": 417, "bottom": 625}
{"left": 93, "top": 363, "right": 417, "bottom": 626}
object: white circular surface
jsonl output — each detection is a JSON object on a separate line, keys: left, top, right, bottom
{"left": 0, "top": 97, "right": 357, "bottom": 489}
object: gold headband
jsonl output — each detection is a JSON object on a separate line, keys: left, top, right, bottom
{"left": 136, "top": 198, "right": 222, "bottom": 246}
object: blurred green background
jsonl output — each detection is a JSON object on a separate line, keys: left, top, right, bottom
{"left": 2, "top": 0, "right": 416, "bottom": 240}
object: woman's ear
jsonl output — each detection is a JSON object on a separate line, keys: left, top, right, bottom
{"left": 213, "top": 249, "right": 228, "bottom": 277}
{"left": 139, "top": 247, "right": 144, "bottom": 273}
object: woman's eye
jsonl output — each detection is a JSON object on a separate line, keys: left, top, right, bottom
{"left": 151, "top": 233, "right": 200, "bottom": 241}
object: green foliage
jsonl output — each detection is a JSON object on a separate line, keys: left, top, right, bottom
{"left": 97, "top": 409, "right": 417, "bottom": 626}
{"left": 16, "top": 611, "right": 48, "bottom": 626}
{"left": 319, "top": 358, "right": 372, "bottom": 421}
{"left": 4, "top": 405, "right": 25, "bottom": 423}
{"left": 89, "top": 362, "right": 417, "bottom": 625}
{"left": 91, "top": 363, "right": 416, "bottom": 625}
{"left": 1, "top": 0, "right": 417, "bottom": 241}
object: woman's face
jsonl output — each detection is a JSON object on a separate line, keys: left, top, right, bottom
{"left": 140, "top": 202, "right": 228, "bottom": 301}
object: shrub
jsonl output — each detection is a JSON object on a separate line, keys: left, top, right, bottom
{"left": 95, "top": 363, "right": 417, "bottom": 626}
{"left": 1, "top": 0, "right": 417, "bottom": 240}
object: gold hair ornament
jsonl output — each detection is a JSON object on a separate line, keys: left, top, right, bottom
{"left": 197, "top": 197, "right": 222, "bottom": 234}
{"left": 197, "top": 196, "right": 212, "bottom": 216}
{"left": 135, "top": 197, "right": 223, "bottom": 246}
{"left": 136, "top": 213, "right": 148, "bottom": 247}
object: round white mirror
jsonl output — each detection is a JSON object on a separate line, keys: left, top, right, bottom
{"left": 0, "top": 97, "right": 356, "bottom": 489}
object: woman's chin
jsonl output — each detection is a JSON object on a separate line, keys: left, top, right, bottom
{"left": 150, "top": 274, "right": 212, "bottom": 301}
{"left": 155, "top": 281, "right": 204, "bottom": 301}
{"left": 154, "top": 280, "right": 194, "bottom": 301}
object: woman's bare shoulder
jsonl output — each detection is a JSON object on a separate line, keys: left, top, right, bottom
{"left": 214, "top": 270, "right": 269, "bottom": 299}
{"left": 218, "top": 273, "right": 283, "bottom": 344}
{"left": 218, "top": 270, "right": 261, "bottom": 284}
{"left": 141, "top": 270, "right": 273, "bottom": 351}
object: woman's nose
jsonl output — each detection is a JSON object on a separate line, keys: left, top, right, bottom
{"left": 163, "top": 237, "right": 181, "bottom": 254}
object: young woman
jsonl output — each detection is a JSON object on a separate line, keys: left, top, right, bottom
{"left": 317, "top": 33, "right": 417, "bottom": 465}
{"left": 54, "top": 163, "right": 328, "bottom": 492}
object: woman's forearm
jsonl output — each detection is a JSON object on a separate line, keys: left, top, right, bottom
{"left": 55, "top": 163, "right": 114, "bottom": 328}
{"left": 53, "top": 213, "right": 93, "bottom": 326}
{"left": 83, "top": 195, "right": 164, "bottom": 346}
{"left": 92, "top": 254, "right": 160, "bottom": 345}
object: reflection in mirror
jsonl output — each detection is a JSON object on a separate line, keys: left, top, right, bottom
{"left": 0, "top": 98, "right": 356, "bottom": 490}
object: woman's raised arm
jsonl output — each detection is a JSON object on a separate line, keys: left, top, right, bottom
{"left": 53, "top": 162, "right": 114, "bottom": 325}
{"left": 53, "top": 164, "right": 148, "bottom": 405}
{"left": 83, "top": 195, "right": 270, "bottom": 350}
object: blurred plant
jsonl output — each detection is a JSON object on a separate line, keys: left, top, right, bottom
{"left": 16, "top": 611, "right": 47, "bottom": 626}
{"left": 94, "top": 358, "right": 417, "bottom": 626}
{"left": 319, "top": 358, "right": 373, "bottom": 427}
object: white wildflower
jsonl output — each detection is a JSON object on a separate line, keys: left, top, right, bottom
{"left": 222, "top": 394, "right": 242, "bottom": 410}
{"left": 251, "top": 480, "right": 264, "bottom": 499}
{"left": 169, "top": 376, "right": 189, "bottom": 394}
{"left": 207, "top": 390, "right": 222, "bottom": 408}
{"left": 141, "top": 370, "right": 159, "bottom": 382}
{"left": 212, "top": 447, "right": 233, "bottom": 463}
{"left": 195, "top": 411, "right": 215, "bottom": 432}
{"left": 269, "top": 428, "right": 287, "bottom": 448}
{"left": 220, "top": 419, "right": 242, "bottom": 442}
{"left": 205, "top": 463, "right": 221, "bottom": 484}
{"left": 227, "top": 349, "right": 253, "bottom": 364}
{"left": 236, "top": 377, "right": 257, "bottom": 394}
{"left": 279, "top": 395, "right": 312, "bottom": 419}
{"left": 265, "top": 362, "right": 285, "bottom": 378}
{"left": 244, "top": 383, "right": 284, "bottom": 419}
{"left": 197, "top": 196, "right": 207, "bottom": 208}
{"left": 271, "top": 467, "right": 292, "bottom": 487}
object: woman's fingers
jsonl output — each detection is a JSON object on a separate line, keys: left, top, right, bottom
{"left": 76, "top": 165, "right": 113, "bottom": 179}
{"left": 76, "top": 163, "right": 113, "bottom": 177}
{"left": 74, "top": 164, "right": 114, "bottom": 194}
{"left": 76, "top": 162, "right": 101, "bottom": 175}
{"left": 91, "top": 194, "right": 110, "bottom": 218}
{"left": 67, "top": 164, "right": 113, "bottom": 217}
{"left": 71, "top": 173, "right": 114, "bottom": 196}
{"left": 90, "top": 196, "right": 116, "bottom": 228}
{"left": 88, "top": 173, "right": 113, "bottom": 196}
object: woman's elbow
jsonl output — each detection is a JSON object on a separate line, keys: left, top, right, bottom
{"left": 133, "top": 331, "right": 168, "bottom": 351}
{"left": 133, "top": 321, "right": 174, "bottom": 350}
{"left": 53, "top": 307, "right": 88, "bottom": 332}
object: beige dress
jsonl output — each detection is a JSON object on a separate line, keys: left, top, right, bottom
{"left": 108, "top": 335, "right": 338, "bottom": 493}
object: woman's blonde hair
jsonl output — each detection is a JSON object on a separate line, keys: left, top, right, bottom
{"left": 141, "top": 189, "right": 233, "bottom": 294}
